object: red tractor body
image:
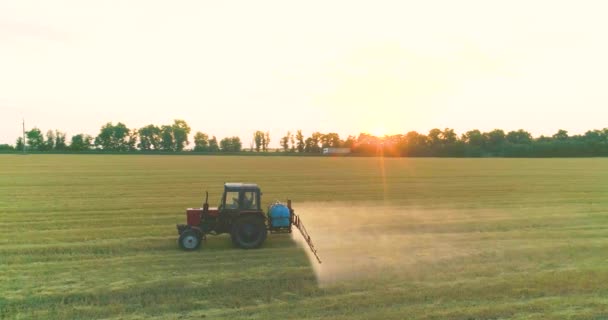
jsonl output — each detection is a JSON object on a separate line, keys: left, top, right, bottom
{"left": 186, "top": 207, "right": 219, "bottom": 225}
{"left": 176, "top": 183, "right": 322, "bottom": 263}
{"left": 185, "top": 208, "right": 202, "bottom": 226}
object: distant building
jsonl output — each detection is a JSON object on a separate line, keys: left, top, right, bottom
{"left": 322, "top": 147, "right": 351, "bottom": 155}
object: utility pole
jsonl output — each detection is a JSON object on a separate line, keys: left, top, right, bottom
{"left": 22, "top": 118, "right": 25, "bottom": 154}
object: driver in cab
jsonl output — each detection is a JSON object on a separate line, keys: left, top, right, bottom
{"left": 241, "top": 192, "right": 255, "bottom": 210}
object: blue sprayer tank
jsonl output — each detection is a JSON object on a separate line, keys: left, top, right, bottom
{"left": 268, "top": 203, "right": 291, "bottom": 228}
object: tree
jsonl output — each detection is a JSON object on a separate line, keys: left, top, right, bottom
{"left": 553, "top": 129, "right": 569, "bottom": 141}
{"left": 309, "top": 132, "right": 322, "bottom": 152}
{"left": 280, "top": 132, "right": 290, "bottom": 151}
{"left": 208, "top": 136, "right": 220, "bottom": 152}
{"left": 295, "top": 130, "right": 304, "bottom": 152}
{"left": 304, "top": 132, "right": 323, "bottom": 153}
{"left": 126, "top": 129, "right": 138, "bottom": 151}
{"left": 253, "top": 131, "right": 264, "bottom": 152}
{"left": 584, "top": 130, "right": 603, "bottom": 143}
{"left": 94, "top": 122, "right": 131, "bottom": 151}
{"left": 172, "top": 119, "right": 191, "bottom": 151}
{"left": 352, "top": 133, "right": 382, "bottom": 155}
{"left": 158, "top": 120, "right": 191, "bottom": 152}
{"left": 440, "top": 128, "right": 457, "bottom": 144}
{"left": 427, "top": 129, "right": 442, "bottom": 147}
{"left": 233, "top": 137, "right": 242, "bottom": 152}
{"left": 264, "top": 131, "right": 270, "bottom": 151}
{"left": 70, "top": 134, "right": 92, "bottom": 151}
{"left": 44, "top": 130, "right": 55, "bottom": 151}
{"left": 484, "top": 129, "right": 506, "bottom": 149}
{"left": 402, "top": 131, "right": 428, "bottom": 155}
{"left": 304, "top": 137, "right": 314, "bottom": 153}
{"left": 138, "top": 125, "right": 161, "bottom": 150}
{"left": 193, "top": 132, "right": 209, "bottom": 152}
{"left": 342, "top": 135, "right": 356, "bottom": 149}
{"left": 26, "top": 128, "right": 44, "bottom": 151}
{"left": 506, "top": 129, "right": 532, "bottom": 144}
{"left": 290, "top": 132, "right": 295, "bottom": 152}
{"left": 15, "top": 137, "right": 24, "bottom": 151}
{"left": 160, "top": 125, "right": 174, "bottom": 151}
{"left": 55, "top": 130, "right": 67, "bottom": 150}
{"left": 220, "top": 137, "right": 230, "bottom": 151}
{"left": 321, "top": 133, "right": 341, "bottom": 148}
{"left": 220, "top": 136, "right": 242, "bottom": 152}
{"left": 462, "top": 130, "right": 485, "bottom": 147}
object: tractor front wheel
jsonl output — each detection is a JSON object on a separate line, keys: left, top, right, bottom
{"left": 231, "top": 216, "right": 267, "bottom": 249}
{"left": 178, "top": 229, "right": 202, "bottom": 251}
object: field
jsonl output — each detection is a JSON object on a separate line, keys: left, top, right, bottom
{"left": 1, "top": 155, "right": 608, "bottom": 319}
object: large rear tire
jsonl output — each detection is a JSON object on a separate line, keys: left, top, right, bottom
{"left": 231, "top": 216, "right": 267, "bottom": 249}
{"left": 179, "top": 229, "right": 202, "bottom": 251}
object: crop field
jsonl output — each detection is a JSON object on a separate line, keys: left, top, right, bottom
{"left": 1, "top": 155, "right": 608, "bottom": 319}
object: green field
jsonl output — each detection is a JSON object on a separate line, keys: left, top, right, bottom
{"left": 1, "top": 155, "right": 608, "bottom": 319}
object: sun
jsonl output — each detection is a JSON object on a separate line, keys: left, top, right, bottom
{"left": 369, "top": 127, "right": 387, "bottom": 137}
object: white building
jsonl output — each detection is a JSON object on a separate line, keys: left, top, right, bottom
{"left": 322, "top": 147, "right": 351, "bottom": 155}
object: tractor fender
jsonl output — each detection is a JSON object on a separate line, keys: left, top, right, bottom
{"left": 177, "top": 224, "right": 203, "bottom": 236}
{"left": 189, "top": 226, "right": 203, "bottom": 236}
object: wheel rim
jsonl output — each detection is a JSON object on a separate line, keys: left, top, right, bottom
{"left": 238, "top": 223, "right": 261, "bottom": 244}
{"left": 182, "top": 234, "right": 199, "bottom": 249}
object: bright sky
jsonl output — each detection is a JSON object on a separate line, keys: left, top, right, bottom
{"left": 1, "top": 0, "right": 607, "bottom": 146}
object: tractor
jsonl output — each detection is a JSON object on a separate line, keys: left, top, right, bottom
{"left": 176, "top": 183, "right": 321, "bottom": 263}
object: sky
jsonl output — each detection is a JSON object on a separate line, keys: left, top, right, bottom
{"left": 1, "top": 0, "right": 608, "bottom": 147}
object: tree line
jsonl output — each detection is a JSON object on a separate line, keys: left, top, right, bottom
{"left": 3, "top": 120, "right": 237, "bottom": 153}
{"left": 1, "top": 120, "right": 608, "bottom": 157}
{"left": 350, "top": 128, "right": 608, "bottom": 157}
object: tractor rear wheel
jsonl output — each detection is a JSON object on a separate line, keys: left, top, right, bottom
{"left": 231, "top": 216, "right": 267, "bottom": 249}
{"left": 178, "top": 229, "right": 202, "bottom": 251}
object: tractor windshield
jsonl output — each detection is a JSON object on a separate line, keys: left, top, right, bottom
{"left": 225, "top": 191, "right": 239, "bottom": 209}
{"left": 242, "top": 191, "right": 257, "bottom": 210}
{"left": 221, "top": 187, "right": 260, "bottom": 210}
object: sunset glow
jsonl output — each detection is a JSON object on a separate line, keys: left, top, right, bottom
{"left": 369, "top": 127, "right": 388, "bottom": 138}
{"left": 2, "top": 1, "right": 608, "bottom": 146}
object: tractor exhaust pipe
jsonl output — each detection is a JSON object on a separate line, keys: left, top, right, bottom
{"left": 203, "top": 191, "right": 209, "bottom": 213}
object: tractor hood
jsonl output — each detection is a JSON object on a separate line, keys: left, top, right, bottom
{"left": 202, "top": 207, "right": 219, "bottom": 218}
{"left": 186, "top": 207, "right": 219, "bottom": 226}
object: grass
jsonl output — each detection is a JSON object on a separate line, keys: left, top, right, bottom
{"left": 1, "top": 155, "right": 608, "bottom": 319}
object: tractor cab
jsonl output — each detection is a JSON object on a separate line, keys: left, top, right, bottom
{"left": 220, "top": 183, "right": 261, "bottom": 212}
